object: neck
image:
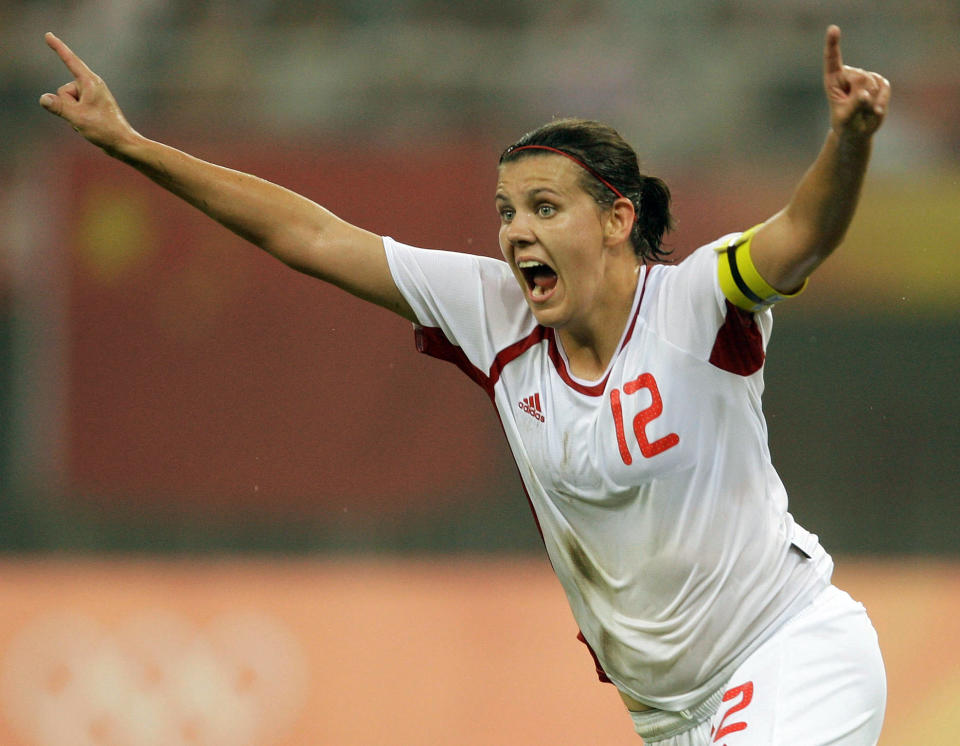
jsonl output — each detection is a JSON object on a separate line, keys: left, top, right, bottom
{"left": 558, "top": 262, "right": 641, "bottom": 381}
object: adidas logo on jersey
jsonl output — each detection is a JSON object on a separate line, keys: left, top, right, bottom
{"left": 519, "top": 393, "right": 545, "bottom": 422}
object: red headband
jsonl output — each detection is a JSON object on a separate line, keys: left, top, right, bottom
{"left": 506, "top": 144, "right": 627, "bottom": 200}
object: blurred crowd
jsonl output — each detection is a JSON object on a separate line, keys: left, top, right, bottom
{"left": 2, "top": 0, "right": 958, "bottom": 170}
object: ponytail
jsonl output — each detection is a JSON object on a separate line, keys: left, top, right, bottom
{"left": 634, "top": 176, "right": 673, "bottom": 261}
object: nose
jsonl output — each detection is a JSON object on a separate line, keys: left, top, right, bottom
{"left": 503, "top": 210, "right": 535, "bottom": 248}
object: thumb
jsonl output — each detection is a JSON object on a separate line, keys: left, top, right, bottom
{"left": 39, "top": 92, "right": 63, "bottom": 115}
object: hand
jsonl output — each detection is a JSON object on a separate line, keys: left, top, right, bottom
{"left": 823, "top": 25, "right": 891, "bottom": 140}
{"left": 38, "top": 32, "right": 138, "bottom": 151}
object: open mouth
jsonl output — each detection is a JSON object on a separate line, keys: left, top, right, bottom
{"left": 517, "top": 259, "right": 558, "bottom": 299}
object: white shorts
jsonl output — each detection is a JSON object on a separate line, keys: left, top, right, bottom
{"left": 634, "top": 584, "right": 886, "bottom": 745}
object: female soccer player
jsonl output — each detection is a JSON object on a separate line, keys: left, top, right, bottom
{"left": 40, "top": 25, "right": 890, "bottom": 744}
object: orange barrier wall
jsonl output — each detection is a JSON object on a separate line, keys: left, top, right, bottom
{"left": 0, "top": 557, "right": 956, "bottom": 745}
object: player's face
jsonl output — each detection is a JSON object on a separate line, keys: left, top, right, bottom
{"left": 496, "top": 155, "right": 612, "bottom": 330}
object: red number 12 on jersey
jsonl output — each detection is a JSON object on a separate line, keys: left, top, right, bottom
{"left": 610, "top": 372, "right": 679, "bottom": 465}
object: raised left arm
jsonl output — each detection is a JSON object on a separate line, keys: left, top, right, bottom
{"left": 750, "top": 25, "right": 891, "bottom": 293}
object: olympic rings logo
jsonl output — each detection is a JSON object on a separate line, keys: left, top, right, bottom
{"left": 0, "top": 610, "right": 308, "bottom": 746}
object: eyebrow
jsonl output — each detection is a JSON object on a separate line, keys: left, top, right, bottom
{"left": 495, "top": 186, "right": 565, "bottom": 203}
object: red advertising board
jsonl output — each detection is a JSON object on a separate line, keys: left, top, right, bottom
{"left": 60, "top": 143, "right": 514, "bottom": 517}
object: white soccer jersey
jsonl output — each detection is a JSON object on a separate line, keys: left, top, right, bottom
{"left": 383, "top": 232, "right": 832, "bottom": 713}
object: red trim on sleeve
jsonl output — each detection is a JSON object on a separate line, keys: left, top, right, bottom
{"left": 414, "top": 323, "right": 551, "bottom": 401}
{"left": 708, "top": 301, "right": 765, "bottom": 376}
{"left": 415, "top": 326, "right": 493, "bottom": 395}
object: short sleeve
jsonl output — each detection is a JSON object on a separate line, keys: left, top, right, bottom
{"left": 645, "top": 234, "right": 775, "bottom": 366}
{"left": 382, "top": 236, "right": 535, "bottom": 374}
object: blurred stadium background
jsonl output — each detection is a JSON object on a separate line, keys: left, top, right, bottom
{"left": 0, "top": 1, "right": 957, "bottom": 744}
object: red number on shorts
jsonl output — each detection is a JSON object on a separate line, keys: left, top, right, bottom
{"left": 712, "top": 681, "right": 754, "bottom": 743}
{"left": 610, "top": 372, "right": 679, "bottom": 465}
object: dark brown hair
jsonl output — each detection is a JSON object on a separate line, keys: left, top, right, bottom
{"left": 500, "top": 118, "right": 673, "bottom": 261}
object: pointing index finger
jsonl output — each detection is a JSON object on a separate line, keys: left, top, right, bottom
{"left": 824, "top": 24, "right": 843, "bottom": 76}
{"left": 44, "top": 32, "right": 95, "bottom": 80}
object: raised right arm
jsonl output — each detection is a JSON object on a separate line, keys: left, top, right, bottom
{"left": 38, "top": 32, "right": 416, "bottom": 322}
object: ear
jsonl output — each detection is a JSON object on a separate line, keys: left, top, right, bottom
{"left": 602, "top": 197, "right": 636, "bottom": 247}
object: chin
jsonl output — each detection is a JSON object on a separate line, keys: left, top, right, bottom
{"left": 529, "top": 303, "right": 567, "bottom": 330}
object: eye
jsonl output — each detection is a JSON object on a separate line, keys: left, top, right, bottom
{"left": 498, "top": 207, "right": 515, "bottom": 222}
{"left": 536, "top": 203, "right": 556, "bottom": 218}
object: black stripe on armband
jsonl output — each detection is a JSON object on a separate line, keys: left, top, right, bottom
{"left": 726, "top": 243, "right": 765, "bottom": 307}
{"left": 716, "top": 224, "right": 806, "bottom": 312}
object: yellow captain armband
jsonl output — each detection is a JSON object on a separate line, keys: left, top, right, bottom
{"left": 715, "top": 224, "right": 807, "bottom": 312}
